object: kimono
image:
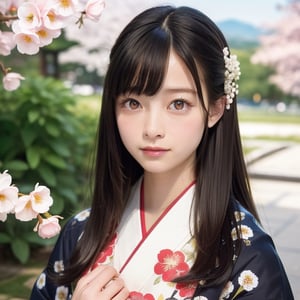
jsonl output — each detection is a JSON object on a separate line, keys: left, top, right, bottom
{"left": 30, "top": 178, "right": 294, "bottom": 300}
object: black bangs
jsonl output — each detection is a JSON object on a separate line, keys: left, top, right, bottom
{"left": 110, "top": 25, "right": 171, "bottom": 97}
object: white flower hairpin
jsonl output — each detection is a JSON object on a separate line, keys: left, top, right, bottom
{"left": 223, "top": 47, "right": 241, "bottom": 110}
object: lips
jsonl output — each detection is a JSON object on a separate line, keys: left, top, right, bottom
{"left": 140, "top": 147, "right": 169, "bottom": 157}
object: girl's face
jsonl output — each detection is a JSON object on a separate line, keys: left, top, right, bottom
{"left": 115, "top": 51, "right": 206, "bottom": 179}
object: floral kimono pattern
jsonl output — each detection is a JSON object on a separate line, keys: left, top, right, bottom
{"left": 30, "top": 179, "right": 294, "bottom": 299}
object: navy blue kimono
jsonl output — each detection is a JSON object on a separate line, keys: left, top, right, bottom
{"left": 30, "top": 198, "right": 294, "bottom": 299}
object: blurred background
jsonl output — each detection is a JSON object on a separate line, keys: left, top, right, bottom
{"left": 0, "top": 0, "right": 299, "bottom": 299}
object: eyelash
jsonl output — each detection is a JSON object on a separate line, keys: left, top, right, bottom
{"left": 120, "top": 98, "right": 141, "bottom": 110}
{"left": 168, "top": 99, "right": 190, "bottom": 111}
{"left": 118, "top": 97, "right": 191, "bottom": 111}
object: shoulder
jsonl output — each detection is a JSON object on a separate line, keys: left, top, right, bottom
{"left": 41, "top": 209, "right": 91, "bottom": 274}
{"left": 233, "top": 202, "right": 268, "bottom": 242}
{"left": 59, "top": 208, "right": 91, "bottom": 244}
{"left": 48, "top": 208, "right": 91, "bottom": 259}
{"left": 30, "top": 209, "right": 92, "bottom": 299}
{"left": 233, "top": 202, "right": 279, "bottom": 263}
{"left": 228, "top": 202, "right": 294, "bottom": 299}
{"left": 64, "top": 208, "right": 91, "bottom": 233}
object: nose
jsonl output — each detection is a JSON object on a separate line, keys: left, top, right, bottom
{"left": 143, "top": 109, "right": 165, "bottom": 139}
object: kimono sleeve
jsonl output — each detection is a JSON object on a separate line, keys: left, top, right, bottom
{"left": 30, "top": 209, "right": 90, "bottom": 300}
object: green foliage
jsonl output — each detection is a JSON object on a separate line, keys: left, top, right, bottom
{"left": 238, "top": 109, "right": 300, "bottom": 124}
{"left": 0, "top": 274, "right": 33, "bottom": 299}
{"left": 234, "top": 48, "right": 286, "bottom": 102}
{"left": 1, "top": 48, "right": 40, "bottom": 78}
{"left": 0, "top": 76, "right": 98, "bottom": 263}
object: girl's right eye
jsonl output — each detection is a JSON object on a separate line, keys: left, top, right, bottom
{"left": 121, "top": 98, "right": 141, "bottom": 110}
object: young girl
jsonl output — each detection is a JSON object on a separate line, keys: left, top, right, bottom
{"left": 31, "top": 6, "right": 294, "bottom": 300}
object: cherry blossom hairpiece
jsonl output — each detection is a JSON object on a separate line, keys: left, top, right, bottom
{"left": 223, "top": 47, "right": 241, "bottom": 110}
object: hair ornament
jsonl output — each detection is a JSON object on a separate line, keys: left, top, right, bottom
{"left": 223, "top": 47, "right": 241, "bottom": 110}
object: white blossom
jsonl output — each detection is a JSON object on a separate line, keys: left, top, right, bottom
{"left": 37, "top": 273, "right": 46, "bottom": 289}
{"left": 55, "top": 286, "right": 69, "bottom": 300}
{"left": 219, "top": 281, "right": 234, "bottom": 299}
{"left": 54, "top": 260, "right": 65, "bottom": 273}
{"left": 238, "top": 270, "right": 259, "bottom": 292}
{"left": 231, "top": 225, "right": 253, "bottom": 241}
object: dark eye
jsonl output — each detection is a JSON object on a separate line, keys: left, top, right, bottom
{"left": 169, "top": 99, "right": 187, "bottom": 111}
{"left": 124, "top": 98, "right": 141, "bottom": 110}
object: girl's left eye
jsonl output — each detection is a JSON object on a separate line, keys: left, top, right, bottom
{"left": 169, "top": 99, "right": 188, "bottom": 111}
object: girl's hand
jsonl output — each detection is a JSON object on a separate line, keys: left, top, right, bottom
{"left": 72, "top": 265, "right": 129, "bottom": 299}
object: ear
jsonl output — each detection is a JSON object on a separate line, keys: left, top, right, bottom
{"left": 208, "top": 96, "right": 226, "bottom": 128}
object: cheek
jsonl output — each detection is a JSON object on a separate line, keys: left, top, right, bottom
{"left": 116, "top": 117, "right": 136, "bottom": 147}
{"left": 173, "top": 118, "right": 205, "bottom": 145}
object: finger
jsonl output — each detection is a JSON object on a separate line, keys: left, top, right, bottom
{"left": 80, "top": 265, "right": 118, "bottom": 285}
{"left": 100, "top": 277, "right": 128, "bottom": 299}
{"left": 112, "top": 287, "right": 130, "bottom": 300}
{"left": 76, "top": 265, "right": 119, "bottom": 292}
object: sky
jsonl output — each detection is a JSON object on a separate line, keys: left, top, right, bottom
{"left": 149, "top": 0, "right": 287, "bottom": 26}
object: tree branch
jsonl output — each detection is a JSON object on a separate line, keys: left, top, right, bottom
{"left": 0, "top": 13, "right": 18, "bottom": 23}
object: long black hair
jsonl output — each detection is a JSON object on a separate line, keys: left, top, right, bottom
{"left": 58, "top": 5, "right": 260, "bottom": 288}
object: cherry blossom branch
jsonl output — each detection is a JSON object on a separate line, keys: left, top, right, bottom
{"left": 0, "top": 13, "right": 18, "bottom": 22}
{"left": 0, "top": 0, "right": 105, "bottom": 91}
{"left": 0, "top": 61, "right": 8, "bottom": 74}
{"left": 0, "top": 170, "right": 63, "bottom": 239}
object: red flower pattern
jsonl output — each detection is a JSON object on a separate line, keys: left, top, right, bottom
{"left": 129, "top": 291, "right": 155, "bottom": 300}
{"left": 175, "top": 281, "right": 198, "bottom": 298}
{"left": 154, "top": 249, "right": 189, "bottom": 281}
{"left": 92, "top": 233, "right": 117, "bottom": 269}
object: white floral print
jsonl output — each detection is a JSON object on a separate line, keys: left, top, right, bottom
{"left": 238, "top": 270, "right": 259, "bottom": 292}
{"left": 231, "top": 225, "right": 253, "bottom": 241}
{"left": 55, "top": 286, "right": 69, "bottom": 300}
{"left": 74, "top": 209, "right": 90, "bottom": 221}
{"left": 219, "top": 281, "right": 234, "bottom": 299}
{"left": 234, "top": 211, "right": 245, "bottom": 222}
{"left": 230, "top": 270, "right": 259, "bottom": 299}
{"left": 36, "top": 272, "right": 46, "bottom": 289}
{"left": 54, "top": 260, "right": 64, "bottom": 273}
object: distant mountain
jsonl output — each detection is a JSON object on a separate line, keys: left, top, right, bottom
{"left": 217, "top": 19, "right": 264, "bottom": 48}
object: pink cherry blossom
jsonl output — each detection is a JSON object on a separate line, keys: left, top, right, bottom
{"left": 29, "top": 183, "right": 54, "bottom": 213}
{"left": 252, "top": 1, "right": 300, "bottom": 97}
{"left": 36, "top": 26, "right": 61, "bottom": 47}
{"left": 3, "top": 72, "right": 25, "bottom": 91}
{"left": 1, "top": 0, "right": 106, "bottom": 90}
{"left": 0, "top": 212, "right": 9, "bottom": 222}
{"left": 0, "top": 0, "right": 22, "bottom": 15}
{"left": 0, "top": 31, "right": 16, "bottom": 56}
{"left": 55, "top": 0, "right": 77, "bottom": 17}
{"left": 14, "top": 194, "right": 39, "bottom": 221}
{"left": 17, "top": 2, "right": 42, "bottom": 29}
{"left": 42, "top": 8, "right": 66, "bottom": 30}
{"left": 34, "top": 215, "right": 62, "bottom": 239}
{"left": 0, "top": 171, "right": 13, "bottom": 190}
{"left": 14, "top": 183, "right": 53, "bottom": 221}
{"left": 84, "top": 0, "right": 105, "bottom": 22}
{"left": 14, "top": 30, "right": 40, "bottom": 54}
{"left": 0, "top": 171, "right": 19, "bottom": 220}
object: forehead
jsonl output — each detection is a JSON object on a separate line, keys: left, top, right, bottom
{"left": 162, "top": 50, "right": 197, "bottom": 92}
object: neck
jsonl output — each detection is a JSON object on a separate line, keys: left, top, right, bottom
{"left": 143, "top": 169, "right": 195, "bottom": 213}
{"left": 141, "top": 170, "right": 195, "bottom": 231}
